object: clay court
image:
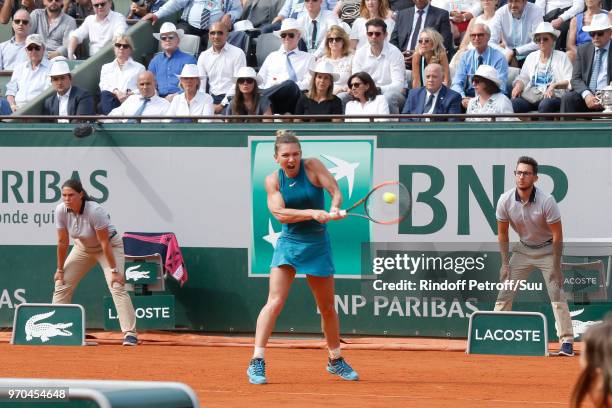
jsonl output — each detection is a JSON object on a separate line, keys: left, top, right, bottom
{"left": 0, "top": 331, "right": 584, "bottom": 408}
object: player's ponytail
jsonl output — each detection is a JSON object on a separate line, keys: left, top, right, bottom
{"left": 61, "top": 179, "right": 92, "bottom": 202}
{"left": 274, "top": 130, "right": 301, "bottom": 155}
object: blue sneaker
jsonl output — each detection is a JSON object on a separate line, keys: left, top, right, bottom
{"left": 247, "top": 358, "right": 267, "bottom": 384}
{"left": 122, "top": 335, "right": 138, "bottom": 346}
{"left": 558, "top": 342, "right": 574, "bottom": 357}
{"left": 327, "top": 357, "right": 359, "bottom": 381}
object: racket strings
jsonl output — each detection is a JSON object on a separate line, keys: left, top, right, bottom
{"left": 364, "top": 183, "right": 411, "bottom": 224}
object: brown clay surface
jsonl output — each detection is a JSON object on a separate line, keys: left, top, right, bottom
{"left": 0, "top": 333, "right": 582, "bottom": 408}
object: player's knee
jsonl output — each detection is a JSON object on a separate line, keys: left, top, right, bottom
{"left": 318, "top": 302, "right": 336, "bottom": 319}
{"left": 266, "top": 297, "right": 286, "bottom": 315}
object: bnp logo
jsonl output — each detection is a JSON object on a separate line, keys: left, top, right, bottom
{"left": 250, "top": 138, "right": 374, "bottom": 277}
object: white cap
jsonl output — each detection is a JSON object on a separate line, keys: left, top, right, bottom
{"left": 473, "top": 64, "right": 502, "bottom": 88}
{"left": 153, "top": 22, "right": 184, "bottom": 40}
{"left": 234, "top": 20, "right": 255, "bottom": 32}
{"left": 176, "top": 64, "right": 204, "bottom": 79}
{"left": 233, "top": 66, "right": 263, "bottom": 85}
{"left": 49, "top": 60, "right": 71, "bottom": 77}
{"left": 532, "top": 21, "right": 560, "bottom": 40}
{"left": 274, "top": 18, "right": 305, "bottom": 38}
{"left": 25, "top": 33, "right": 44, "bottom": 48}
{"left": 308, "top": 60, "right": 340, "bottom": 82}
{"left": 582, "top": 13, "right": 612, "bottom": 32}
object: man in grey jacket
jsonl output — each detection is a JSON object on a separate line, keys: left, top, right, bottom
{"left": 30, "top": 0, "right": 77, "bottom": 58}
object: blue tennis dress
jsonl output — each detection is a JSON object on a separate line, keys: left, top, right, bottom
{"left": 270, "top": 160, "right": 335, "bottom": 277}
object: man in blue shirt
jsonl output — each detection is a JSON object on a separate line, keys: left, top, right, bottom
{"left": 148, "top": 22, "right": 197, "bottom": 100}
{"left": 451, "top": 22, "right": 509, "bottom": 109}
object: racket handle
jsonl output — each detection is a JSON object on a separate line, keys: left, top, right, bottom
{"left": 338, "top": 210, "right": 347, "bottom": 216}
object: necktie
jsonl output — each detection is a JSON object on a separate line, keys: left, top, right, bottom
{"left": 588, "top": 48, "right": 604, "bottom": 91}
{"left": 311, "top": 19, "right": 318, "bottom": 50}
{"left": 200, "top": 7, "right": 211, "bottom": 30}
{"left": 128, "top": 98, "right": 151, "bottom": 122}
{"left": 423, "top": 92, "right": 435, "bottom": 113}
{"left": 409, "top": 9, "right": 424, "bottom": 51}
{"left": 286, "top": 51, "right": 297, "bottom": 82}
{"left": 477, "top": 55, "right": 483, "bottom": 67}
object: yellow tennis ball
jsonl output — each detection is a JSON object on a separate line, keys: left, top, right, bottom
{"left": 383, "top": 192, "right": 396, "bottom": 204}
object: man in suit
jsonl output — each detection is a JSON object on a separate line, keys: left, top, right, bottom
{"left": 401, "top": 63, "right": 461, "bottom": 121}
{"left": 390, "top": 0, "right": 452, "bottom": 69}
{"left": 561, "top": 14, "right": 611, "bottom": 113}
{"left": 43, "top": 60, "right": 94, "bottom": 122}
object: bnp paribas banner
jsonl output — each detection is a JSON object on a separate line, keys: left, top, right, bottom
{"left": 249, "top": 137, "right": 375, "bottom": 277}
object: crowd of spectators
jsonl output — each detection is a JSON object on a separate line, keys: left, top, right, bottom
{"left": 0, "top": 0, "right": 610, "bottom": 120}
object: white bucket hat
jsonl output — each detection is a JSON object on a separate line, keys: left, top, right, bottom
{"left": 532, "top": 21, "right": 560, "bottom": 41}
{"left": 308, "top": 60, "right": 340, "bottom": 82}
{"left": 582, "top": 13, "right": 612, "bottom": 32}
{"left": 153, "top": 22, "right": 184, "bottom": 40}
{"left": 273, "top": 18, "right": 305, "bottom": 38}
{"left": 233, "top": 66, "right": 263, "bottom": 85}
{"left": 176, "top": 64, "right": 204, "bottom": 79}
{"left": 473, "top": 64, "right": 502, "bottom": 88}
{"left": 234, "top": 20, "right": 255, "bottom": 32}
{"left": 49, "top": 60, "right": 71, "bottom": 77}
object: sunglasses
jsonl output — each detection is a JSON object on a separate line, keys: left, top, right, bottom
{"left": 238, "top": 78, "right": 255, "bottom": 85}
{"left": 305, "top": 0, "right": 319, "bottom": 2}
{"left": 209, "top": 30, "right": 224, "bottom": 36}
{"left": 366, "top": 31, "right": 383, "bottom": 37}
{"left": 327, "top": 37, "right": 343, "bottom": 43}
{"left": 26, "top": 45, "right": 41, "bottom": 51}
{"left": 160, "top": 35, "right": 176, "bottom": 41}
{"left": 114, "top": 43, "right": 130, "bottom": 49}
{"left": 92, "top": 1, "right": 107, "bottom": 7}
{"left": 280, "top": 32, "right": 296, "bottom": 39}
{"left": 470, "top": 32, "right": 486, "bottom": 38}
{"left": 418, "top": 38, "right": 431, "bottom": 44}
{"left": 589, "top": 30, "right": 607, "bottom": 38}
{"left": 13, "top": 19, "right": 29, "bottom": 25}
{"left": 350, "top": 82, "right": 363, "bottom": 88}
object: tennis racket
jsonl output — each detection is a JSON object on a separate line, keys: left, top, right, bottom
{"left": 336, "top": 181, "right": 411, "bottom": 224}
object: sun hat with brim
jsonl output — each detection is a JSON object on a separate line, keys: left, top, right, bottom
{"left": 233, "top": 66, "right": 263, "bottom": 86}
{"left": 25, "top": 34, "right": 44, "bottom": 48}
{"left": 176, "top": 64, "right": 204, "bottom": 79}
{"left": 473, "top": 64, "right": 502, "bottom": 88}
{"left": 49, "top": 61, "right": 71, "bottom": 77}
{"left": 234, "top": 20, "right": 256, "bottom": 32}
{"left": 153, "top": 22, "right": 184, "bottom": 40}
{"left": 273, "top": 18, "right": 305, "bottom": 38}
{"left": 582, "top": 13, "right": 612, "bottom": 32}
{"left": 532, "top": 21, "right": 560, "bottom": 41}
{"left": 308, "top": 60, "right": 340, "bottom": 82}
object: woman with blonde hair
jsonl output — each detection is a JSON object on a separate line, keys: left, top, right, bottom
{"left": 320, "top": 25, "right": 353, "bottom": 101}
{"left": 570, "top": 319, "right": 612, "bottom": 408}
{"left": 165, "top": 64, "right": 214, "bottom": 122}
{"left": 411, "top": 28, "right": 451, "bottom": 89}
{"left": 349, "top": 0, "right": 395, "bottom": 50}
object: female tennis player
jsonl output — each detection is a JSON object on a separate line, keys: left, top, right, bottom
{"left": 52, "top": 179, "right": 138, "bottom": 346}
{"left": 247, "top": 130, "right": 359, "bottom": 384}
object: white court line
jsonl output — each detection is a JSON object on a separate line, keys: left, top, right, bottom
{"left": 197, "top": 389, "right": 565, "bottom": 405}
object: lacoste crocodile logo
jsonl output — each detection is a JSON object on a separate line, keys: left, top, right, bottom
{"left": 569, "top": 308, "right": 601, "bottom": 338}
{"left": 25, "top": 311, "right": 73, "bottom": 342}
{"left": 125, "top": 265, "right": 151, "bottom": 281}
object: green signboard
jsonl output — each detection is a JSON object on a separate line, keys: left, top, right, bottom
{"left": 124, "top": 261, "right": 159, "bottom": 285}
{"left": 12, "top": 303, "right": 85, "bottom": 346}
{"left": 249, "top": 137, "right": 374, "bottom": 277}
{"left": 467, "top": 311, "right": 548, "bottom": 356}
{"left": 104, "top": 295, "right": 175, "bottom": 330}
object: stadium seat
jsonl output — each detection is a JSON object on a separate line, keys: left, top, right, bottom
{"left": 255, "top": 33, "right": 281, "bottom": 69}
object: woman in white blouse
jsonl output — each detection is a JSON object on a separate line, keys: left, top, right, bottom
{"left": 466, "top": 64, "right": 516, "bottom": 121}
{"left": 319, "top": 25, "right": 353, "bottom": 103}
{"left": 345, "top": 71, "right": 390, "bottom": 121}
{"left": 511, "top": 22, "right": 572, "bottom": 116}
{"left": 165, "top": 64, "right": 214, "bottom": 122}
{"left": 349, "top": 0, "right": 394, "bottom": 50}
{"left": 98, "top": 34, "right": 145, "bottom": 115}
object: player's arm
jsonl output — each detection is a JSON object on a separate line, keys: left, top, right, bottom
{"left": 265, "top": 173, "right": 330, "bottom": 224}
{"left": 96, "top": 228, "right": 124, "bottom": 286}
{"left": 549, "top": 220, "right": 563, "bottom": 286}
{"left": 55, "top": 228, "right": 70, "bottom": 284}
{"left": 497, "top": 220, "right": 510, "bottom": 281}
